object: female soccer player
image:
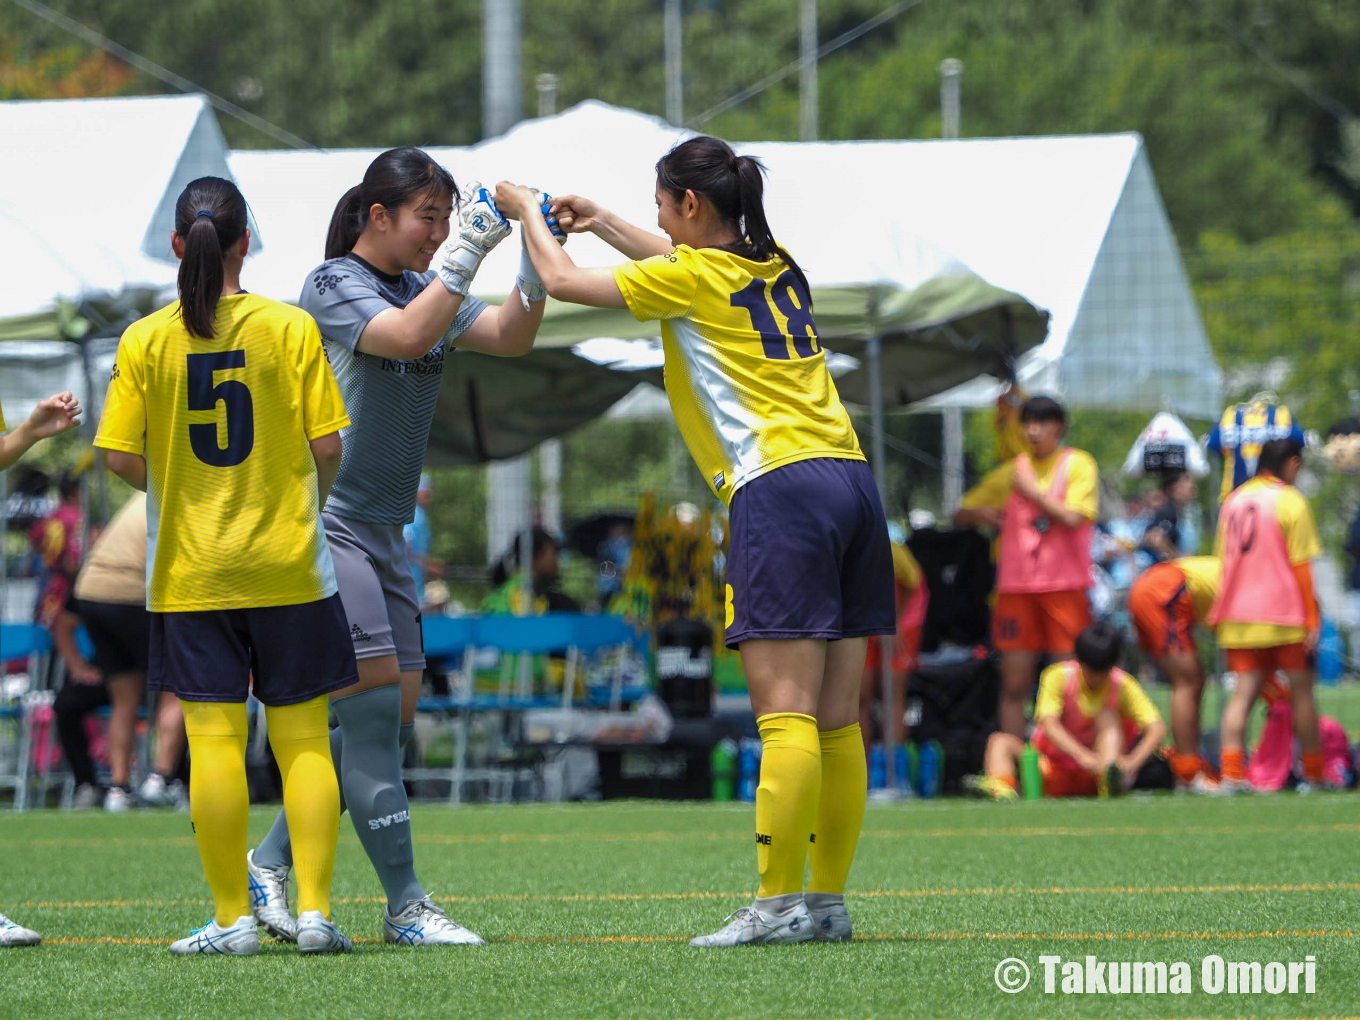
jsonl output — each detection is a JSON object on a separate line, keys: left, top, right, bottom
{"left": 97, "top": 177, "right": 356, "bottom": 956}
{"left": 0, "top": 391, "right": 79, "bottom": 947}
{"left": 247, "top": 147, "right": 558, "bottom": 947}
{"left": 495, "top": 137, "right": 895, "bottom": 948}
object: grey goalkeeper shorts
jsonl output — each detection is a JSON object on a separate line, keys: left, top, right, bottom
{"left": 323, "top": 512, "right": 425, "bottom": 673}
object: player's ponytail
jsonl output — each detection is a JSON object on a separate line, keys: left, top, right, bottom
{"left": 656, "top": 135, "right": 812, "bottom": 306}
{"left": 174, "top": 177, "right": 248, "bottom": 340}
{"left": 324, "top": 147, "right": 458, "bottom": 260}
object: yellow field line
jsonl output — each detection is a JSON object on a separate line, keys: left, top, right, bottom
{"left": 6, "top": 821, "right": 1360, "bottom": 852}
{"left": 17, "top": 880, "right": 1360, "bottom": 912}
{"left": 38, "top": 929, "right": 1359, "bottom": 947}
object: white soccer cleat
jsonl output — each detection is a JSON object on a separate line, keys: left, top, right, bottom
{"left": 246, "top": 849, "right": 297, "bottom": 942}
{"left": 70, "top": 783, "right": 100, "bottom": 810}
{"left": 1210, "top": 777, "right": 1254, "bottom": 796}
{"left": 689, "top": 902, "right": 815, "bottom": 947}
{"left": 103, "top": 786, "right": 133, "bottom": 813}
{"left": 296, "top": 911, "right": 352, "bottom": 955}
{"left": 138, "top": 773, "right": 183, "bottom": 807}
{"left": 0, "top": 914, "right": 41, "bottom": 947}
{"left": 383, "top": 895, "right": 485, "bottom": 946}
{"left": 807, "top": 902, "right": 853, "bottom": 943}
{"left": 169, "top": 915, "right": 259, "bottom": 956}
{"left": 1175, "top": 772, "right": 1221, "bottom": 795}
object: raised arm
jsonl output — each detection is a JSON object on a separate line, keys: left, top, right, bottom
{"left": 0, "top": 393, "right": 81, "bottom": 470}
{"left": 550, "top": 194, "right": 673, "bottom": 261}
{"left": 494, "top": 183, "right": 628, "bottom": 310}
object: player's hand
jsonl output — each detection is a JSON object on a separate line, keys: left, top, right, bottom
{"left": 70, "top": 662, "right": 103, "bottom": 685}
{"left": 529, "top": 190, "right": 568, "bottom": 245}
{"left": 1011, "top": 461, "right": 1043, "bottom": 504}
{"left": 492, "top": 182, "right": 537, "bottom": 221}
{"left": 1116, "top": 754, "right": 1139, "bottom": 778}
{"left": 26, "top": 392, "right": 82, "bottom": 439}
{"left": 437, "top": 182, "right": 511, "bottom": 296}
{"left": 1075, "top": 749, "right": 1101, "bottom": 773}
{"left": 549, "top": 194, "right": 602, "bottom": 234}
{"left": 973, "top": 506, "right": 1004, "bottom": 528}
{"left": 1305, "top": 628, "right": 1320, "bottom": 654}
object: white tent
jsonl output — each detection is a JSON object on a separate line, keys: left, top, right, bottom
{"left": 894, "top": 133, "right": 1221, "bottom": 417}
{"left": 0, "top": 94, "right": 250, "bottom": 423}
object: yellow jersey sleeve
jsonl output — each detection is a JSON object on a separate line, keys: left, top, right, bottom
{"left": 612, "top": 248, "right": 700, "bottom": 322}
{"left": 960, "top": 462, "right": 1015, "bottom": 512}
{"left": 890, "top": 542, "right": 921, "bottom": 590}
{"left": 1062, "top": 449, "right": 1099, "bottom": 521}
{"left": 1034, "top": 663, "right": 1068, "bottom": 720}
{"left": 0, "top": 397, "right": 6, "bottom": 431}
{"left": 297, "top": 314, "right": 349, "bottom": 441}
{"left": 1116, "top": 676, "right": 1162, "bottom": 730}
{"left": 1278, "top": 487, "right": 1321, "bottom": 564}
{"left": 95, "top": 334, "right": 148, "bottom": 455}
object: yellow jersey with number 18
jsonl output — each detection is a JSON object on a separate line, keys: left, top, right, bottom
{"left": 95, "top": 294, "right": 349, "bottom": 613}
{"left": 613, "top": 245, "right": 863, "bottom": 505}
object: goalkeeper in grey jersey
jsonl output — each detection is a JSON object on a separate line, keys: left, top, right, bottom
{"left": 246, "top": 146, "right": 566, "bottom": 947}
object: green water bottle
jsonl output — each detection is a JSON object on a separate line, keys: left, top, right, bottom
{"left": 905, "top": 742, "right": 920, "bottom": 794}
{"left": 711, "top": 738, "right": 737, "bottom": 802}
{"left": 1020, "top": 743, "right": 1042, "bottom": 801}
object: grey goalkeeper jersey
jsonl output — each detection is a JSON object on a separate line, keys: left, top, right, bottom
{"left": 300, "top": 253, "right": 487, "bottom": 525}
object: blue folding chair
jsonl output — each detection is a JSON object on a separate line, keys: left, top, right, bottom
{"left": 1, "top": 624, "right": 53, "bottom": 811}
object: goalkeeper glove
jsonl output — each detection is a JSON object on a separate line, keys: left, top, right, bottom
{"left": 438, "top": 181, "right": 512, "bottom": 297}
{"left": 518, "top": 189, "right": 568, "bottom": 310}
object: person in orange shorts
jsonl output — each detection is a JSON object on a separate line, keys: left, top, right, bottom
{"left": 1208, "top": 437, "right": 1326, "bottom": 793}
{"left": 953, "top": 396, "right": 1098, "bottom": 738}
{"left": 967, "top": 621, "right": 1165, "bottom": 799}
{"left": 1127, "top": 555, "right": 1222, "bottom": 792}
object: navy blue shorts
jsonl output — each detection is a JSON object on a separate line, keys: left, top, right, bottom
{"left": 148, "top": 594, "right": 359, "bottom": 706}
{"left": 724, "top": 457, "right": 895, "bottom": 649}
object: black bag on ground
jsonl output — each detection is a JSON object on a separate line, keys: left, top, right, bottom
{"left": 905, "top": 651, "right": 999, "bottom": 793}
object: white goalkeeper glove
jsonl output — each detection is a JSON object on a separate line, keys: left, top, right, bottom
{"left": 517, "top": 189, "right": 568, "bottom": 311}
{"left": 438, "top": 181, "right": 512, "bottom": 297}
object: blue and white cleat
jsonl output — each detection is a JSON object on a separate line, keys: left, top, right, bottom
{"left": 383, "top": 895, "right": 485, "bottom": 946}
{"left": 807, "top": 902, "right": 853, "bottom": 943}
{"left": 169, "top": 915, "right": 259, "bottom": 956}
{"left": 690, "top": 903, "right": 815, "bottom": 947}
{"left": 0, "top": 914, "right": 41, "bottom": 947}
{"left": 296, "top": 911, "right": 352, "bottom": 955}
{"left": 246, "top": 849, "right": 297, "bottom": 942}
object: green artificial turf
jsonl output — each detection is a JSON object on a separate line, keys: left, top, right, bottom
{"left": 1, "top": 796, "right": 1356, "bottom": 1019}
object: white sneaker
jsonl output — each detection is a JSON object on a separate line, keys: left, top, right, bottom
{"left": 70, "top": 783, "right": 100, "bottom": 810}
{"left": 138, "top": 773, "right": 174, "bottom": 807}
{"left": 296, "top": 911, "right": 352, "bottom": 955}
{"left": 807, "top": 902, "right": 852, "bottom": 943}
{"left": 246, "top": 850, "right": 296, "bottom": 942}
{"left": 169, "top": 915, "right": 259, "bottom": 956}
{"left": 0, "top": 914, "right": 41, "bottom": 947}
{"left": 690, "top": 902, "right": 815, "bottom": 947}
{"left": 383, "top": 895, "right": 485, "bottom": 946}
{"left": 103, "top": 786, "right": 133, "bottom": 813}
{"left": 1210, "top": 777, "right": 1254, "bottom": 796}
{"left": 1175, "top": 772, "right": 1221, "bottom": 795}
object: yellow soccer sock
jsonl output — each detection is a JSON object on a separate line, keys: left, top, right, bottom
{"left": 266, "top": 696, "right": 341, "bottom": 918}
{"left": 807, "top": 722, "right": 867, "bottom": 896}
{"left": 754, "top": 712, "right": 822, "bottom": 899}
{"left": 181, "top": 701, "right": 250, "bottom": 926}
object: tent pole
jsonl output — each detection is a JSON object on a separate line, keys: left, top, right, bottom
{"left": 865, "top": 335, "right": 898, "bottom": 792}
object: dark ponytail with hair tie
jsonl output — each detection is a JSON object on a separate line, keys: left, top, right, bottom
{"left": 174, "top": 177, "right": 248, "bottom": 339}
{"left": 656, "top": 136, "right": 813, "bottom": 307}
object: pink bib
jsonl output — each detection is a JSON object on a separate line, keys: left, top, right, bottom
{"left": 997, "top": 450, "right": 1092, "bottom": 594}
{"left": 1207, "top": 481, "right": 1304, "bottom": 628}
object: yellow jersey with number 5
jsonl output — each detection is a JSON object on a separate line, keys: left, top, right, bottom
{"left": 95, "top": 295, "right": 349, "bottom": 612}
{"left": 613, "top": 245, "right": 863, "bottom": 505}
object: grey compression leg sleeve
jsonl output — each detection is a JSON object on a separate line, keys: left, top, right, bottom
{"left": 253, "top": 723, "right": 345, "bottom": 870}
{"left": 332, "top": 685, "right": 424, "bottom": 912}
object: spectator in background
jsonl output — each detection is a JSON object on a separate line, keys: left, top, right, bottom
{"left": 967, "top": 622, "right": 1165, "bottom": 800}
{"left": 30, "top": 468, "right": 83, "bottom": 631}
{"left": 595, "top": 522, "right": 633, "bottom": 605}
{"left": 404, "top": 473, "right": 443, "bottom": 596}
{"left": 953, "top": 396, "right": 1099, "bottom": 739}
{"left": 484, "top": 527, "right": 580, "bottom": 615}
{"left": 1139, "top": 470, "right": 1198, "bottom": 564}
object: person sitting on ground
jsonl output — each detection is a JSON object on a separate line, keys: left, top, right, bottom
{"left": 966, "top": 621, "right": 1166, "bottom": 800}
